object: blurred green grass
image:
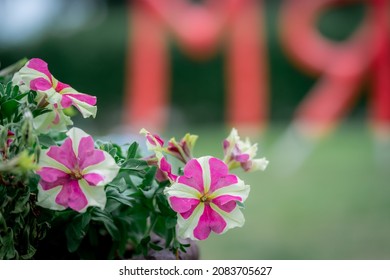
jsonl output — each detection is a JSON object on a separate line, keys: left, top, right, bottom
{"left": 167, "top": 122, "right": 390, "bottom": 260}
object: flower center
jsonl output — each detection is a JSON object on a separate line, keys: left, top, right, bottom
{"left": 200, "top": 194, "right": 210, "bottom": 204}
{"left": 71, "top": 168, "right": 83, "bottom": 180}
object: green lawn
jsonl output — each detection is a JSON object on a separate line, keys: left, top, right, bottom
{"left": 167, "top": 122, "right": 390, "bottom": 260}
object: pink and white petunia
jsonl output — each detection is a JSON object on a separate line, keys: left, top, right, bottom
{"left": 166, "top": 133, "right": 198, "bottom": 163}
{"left": 36, "top": 127, "right": 119, "bottom": 213}
{"left": 223, "top": 128, "right": 269, "bottom": 172}
{"left": 139, "top": 128, "right": 165, "bottom": 151}
{"left": 164, "top": 156, "right": 250, "bottom": 240}
{"left": 13, "top": 58, "right": 97, "bottom": 132}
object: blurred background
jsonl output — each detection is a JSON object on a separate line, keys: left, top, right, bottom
{"left": 1, "top": 0, "right": 389, "bottom": 259}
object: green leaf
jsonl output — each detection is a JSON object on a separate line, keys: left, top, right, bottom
{"left": 11, "top": 85, "right": 19, "bottom": 98}
{"left": 27, "top": 91, "right": 37, "bottom": 103}
{"left": 20, "top": 245, "right": 37, "bottom": 260}
{"left": 149, "top": 242, "right": 163, "bottom": 251}
{"left": 11, "top": 190, "right": 30, "bottom": 214}
{"left": 91, "top": 208, "right": 120, "bottom": 241}
{"left": 65, "top": 212, "right": 91, "bottom": 253}
{"left": 156, "top": 193, "right": 175, "bottom": 216}
{"left": 14, "top": 92, "right": 29, "bottom": 101}
{"left": 1, "top": 99, "right": 19, "bottom": 118}
{"left": 120, "top": 159, "right": 148, "bottom": 172}
{"left": 38, "top": 134, "right": 57, "bottom": 148}
{"left": 5, "top": 82, "right": 12, "bottom": 95}
{"left": 142, "top": 166, "right": 157, "bottom": 187}
{"left": 0, "top": 228, "right": 17, "bottom": 259}
{"left": 126, "top": 142, "right": 139, "bottom": 159}
{"left": 107, "top": 177, "right": 128, "bottom": 191}
{"left": 106, "top": 187, "right": 137, "bottom": 208}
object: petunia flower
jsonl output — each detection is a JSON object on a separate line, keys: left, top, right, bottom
{"left": 36, "top": 127, "right": 119, "bottom": 213}
{"left": 164, "top": 156, "right": 250, "bottom": 240}
{"left": 140, "top": 128, "right": 176, "bottom": 182}
{"left": 13, "top": 58, "right": 97, "bottom": 132}
{"left": 166, "top": 133, "right": 198, "bottom": 163}
{"left": 223, "top": 128, "right": 269, "bottom": 172}
{"left": 139, "top": 128, "right": 164, "bottom": 151}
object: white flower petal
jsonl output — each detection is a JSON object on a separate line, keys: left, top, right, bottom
{"left": 210, "top": 203, "right": 245, "bottom": 234}
{"left": 164, "top": 182, "right": 201, "bottom": 199}
{"left": 211, "top": 178, "right": 250, "bottom": 202}
{"left": 176, "top": 203, "right": 204, "bottom": 240}
{"left": 38, "top": 148, "right": 71, "bottom": 173}
{"left": 66, "top": 127, "right": 90, "bottom": 154}
{"left": 83, "top": 150, "right": 120, "bottom": 186}
{"left": 36, "top": 185, "right": 65, "bottom": 211}
{"left": 66, "top": 95, "right": 97, "bottom": 118}
{"left": 78, "top": 179, "right": 107, "bottom": 211}
{"left": 249, "top": 157, "right": 269, "bottom": 172}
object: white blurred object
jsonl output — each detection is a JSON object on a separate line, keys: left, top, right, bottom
{"left": 270, "top": 123, "right": 316, "bottom": 177}
{"left": 0, "top": 0, "right": 107, "bottom": 49}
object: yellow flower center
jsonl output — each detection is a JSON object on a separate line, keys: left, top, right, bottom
{"left": 71, "top": 168, "right": 83, "bottom": 180}
{"left": 200, "top": 193, "right": 211, "bottom": 204}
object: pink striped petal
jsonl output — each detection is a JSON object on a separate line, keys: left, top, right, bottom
{"left": 47, "top": 138, "right": 77, "bottom": 170}
{"left": 52, "top": 106, "right": 60, "bottom": 125}
{"left": 60, "top": 95, "right": 73, "bottom": 108}
{"left": 212, "top": 195, "right": 242, "bottom": 213}
{"left": 78, "top": 136, "right": 105, "bottom": 170}
{"left": 193, "top": 205, "right": 226, "bottom": 240}
{"left": 209, "top": 157, "right": 238, "bottom": 193}
{"left": 38, "top": 167, "right": 71, "bottom": 191}
{"left": 169, "top": 196, "right": 199, "bottom": 218}
{"left": 55, "top": 180, "right": 88, "bottom": 212}
{"left": 178, "top": 159, "right": 204, "bottom": 193}
{"left": 62, "top": 93, "right": 97, "bottom": 106}
{"left": 83, "top": 173, "right": 104, "bottom": 186}
{"left": 234, "top": 153, "right": 250, "bottom": 163}
{"left": 30, "top": 77, "right": 52, "bottom": 91}
{"left": 159, "top": 156, "right": 178, "bottom": 181}
{"left": 181, "top": 203, "right": 200, "bottom": 219}
{"left": 27, "top": 58, "right": 52, "bottom": 81}
{"left": 223, "top": 139, "right": 230, "bottom": 151}
{"left": 37, "top": 167, "right": 68, "bottom": 183}
{"left": 146, "top": 134, "right": 164, "bottom": 147}
{"left": 55, "top": 81, "right": 70, "bottom": 92}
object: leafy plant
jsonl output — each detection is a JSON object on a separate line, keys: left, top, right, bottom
{"left": 0, "top": 58, "right": 268, "bottom": 260}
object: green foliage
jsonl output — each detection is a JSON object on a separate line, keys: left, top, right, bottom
{"left": 0, "top": 71, "right": 49, "bottom": 259}
{"left": 0, "top": 63, "right": 187, "bottom": 260}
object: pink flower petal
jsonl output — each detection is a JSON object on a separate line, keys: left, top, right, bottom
{"left": 223, "top": 139, "right": 230, "bottom": 152}
{"left": 193, "top": 204, "right": 227, "bottom": 240}
{"left": 234, "top": 153, "right": 250, "bottom": 163}
{"left": 38, "top": 167, "right": 71, "bottom": 190}
{"left": 159, "top": 156, "right": 178, "bottom": 181}
{"left": 146, "top": 134, "right": 164, "bottom": 147}
{"left": 212, "top": 195, "right": 242, "bottom": 213}
{"left": 169, "top": 196, "right": 199, "bottom": 217}
{"left": 60, "top": 95, "right": 73, "bottom": 108}
{"left": 181, "top": 203, "right": 200, "bottom": 219}
{"left": 52, "top": 109, "right": 60, "bottom": 125}
{"left": 209, "top": 157, "right": 238, "bottom": 192}
{"left": 178, "top": 159, "right": 204, "bottom": 193}
{"left": 55, "top": 81, "right": 70, "bottom": 92}
{"left": 83, "top": 173, "right": 104, "bottom": 186}
{"left": 47, "top": 138, "right": 77, "bottom": 170}
{"left": 55, "top": 180, "right": 88, "bottom": 212}
{"left": 62, "top": 93, "right": 97, "bottom": 106}
{"left": 27, "top": 58, "right": 52, "bottom": 81}
{"left": 78, "top": 136, "right": 105, "bottom": 170}
{"left": 37, "top": 167, "right": 68, "bottom": 183}
{"left": 30, "top": 77, "right": 52, "bottom": 91}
